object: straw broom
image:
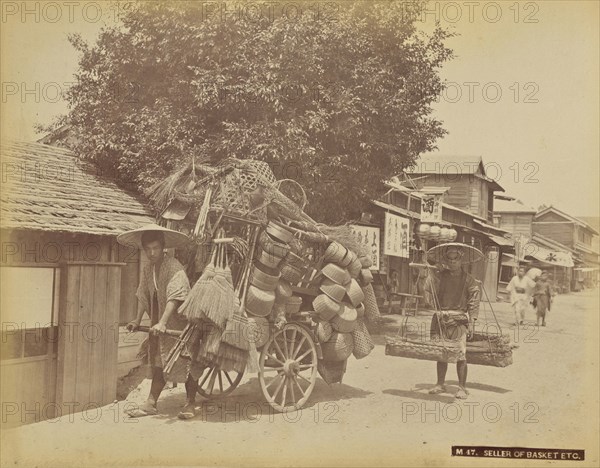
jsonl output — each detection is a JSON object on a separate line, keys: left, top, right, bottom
{"left": 179, "top": 244, "right": 218, "bottom": 323}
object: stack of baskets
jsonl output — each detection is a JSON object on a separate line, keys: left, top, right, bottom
{"left": 312, "top": 241, "right": 380, "bottom": 383}
{"left": 246, "top": 222, "right": 306, "bottom": 348}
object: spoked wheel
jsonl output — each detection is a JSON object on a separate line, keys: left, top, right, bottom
{"left": 259, "top": 323, "right": 318, "bottom": 413}
{"left": 197, "top": 365, "right": 244, "bottom": 399}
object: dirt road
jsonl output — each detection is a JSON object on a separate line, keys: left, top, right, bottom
{"left": 2, "top": 291, "right": 599, "bottom": 467}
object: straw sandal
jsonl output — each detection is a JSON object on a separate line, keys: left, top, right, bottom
{"left": 428, "top": 384, "right": 447, "bottom": 395}
{"left": 455, "top": 388, "right": 469, "bottom": 399}
{"left": 126, "top": 401, "right": 158, "bottom": 418}
{"left": 177, "top": 402, "right": 197, "bottom": 420}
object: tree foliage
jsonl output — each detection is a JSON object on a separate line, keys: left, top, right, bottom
{"left": 64, "top": 0, "right": 453, "bottom": 222}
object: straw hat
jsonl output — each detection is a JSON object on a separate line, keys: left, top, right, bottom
{"left": 312, "top": 294, "right": 342, "bottom": 321}
{"left": 319, "top": 278, "right": 347, "bottom": 302}
{"left": 426, "top": 242, "right": 484, "bottom": 266}
{"left": 330, "top": 305, "right": 358, "bottom": 333}
{"left": 321, "top": 263, "right": 351, "bottom": 285}
{"left": 324, "top": 242, "right": 348, "bottom": 264}
{"left": 116, "top": 224, "right": 190, "bottom": 249}
{"left": 344, "top": 279, "right": 365, "bottom": 307}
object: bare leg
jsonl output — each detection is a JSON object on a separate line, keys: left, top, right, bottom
{"left": 149, "top": 366, "right": 166, "bottom": 405}
{"left": 456, "top": 361, "right": 469, "bottom": 399}
{"left": 178, "top": 373, "right": 200, "bottom": 419}
{"left": 429, "top": 362, "right": 448, "bottom": 394}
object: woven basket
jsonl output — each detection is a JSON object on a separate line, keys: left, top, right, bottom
{"left": 385, "top": 336, "right": 462, "bottom": 363}
{"left": 359, "top": 268, "right": 374, "bottom": 286}
{"left": 466, "top": 349, "right": 513, "bottom": 367}
{"left": 324, "top": 242, "right": 348, "bottom": 264}
{"left": 266, "top": 222, "right": 294, "bottom": 244}
{"left": 247, "top": 316, "right": 271, "bottom": 348}
{"left": 356, "top": 303, "right": 365, "bottom": 319}
{"left": 250, "top": 265, "right": 280, "bottom": 291}
{"left": 330, "top": 306, "right": 358, "bottom": 333}
{"left": 338, "top": 249, "right": 356, "bottom": 268}
{"left": 259, "top": 231, "right": 290, "bottom": 259}
{"left": 347, "top": 257, "right": 362, "bottom": 279}
{"left": 352, "top": 319, "right": 374, "bottom": 359}
{"left": 320, "top": 279, "right": 346, "bottom": 302}
{"left": 321, "top": 263, "right": 351, "bottom": 285}
{"left": 256, "top": 247, "right": 283, "bottom": 269}
{"left": 245, "top": 286, "right": 275, "bottom": 317}
{"left": 358, "top": 255, "right": 373, "bottom": 268}
{"left": 281, "top": 263, "right": 304, "bottom": 285}
{"left": 317, "top": 358, "right": 347, "bottom": 384}
{"left": 316, "top": 321, "right": 334, "bottom": 343}
{"left": 345, "top": 279, "right": 365, "bottom": 307}
{"left": 466, "top": 332, "right": 513, "bottom": 367}
{"left": 321, "top": 332, "right": 354, "bottom": 361}
{"left": 312, "top": 294, "right": 341, "bottom": 321}
{"left": 285, "top": 296, "right": 303, "bottom": 315}
{"left": 362, "top": 283, "right": 381, "bottom": 322}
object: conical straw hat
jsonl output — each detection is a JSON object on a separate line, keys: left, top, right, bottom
{"left": 117, "top": 224, "right": 190, "bottom": 249}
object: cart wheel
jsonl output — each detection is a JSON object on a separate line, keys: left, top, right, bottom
{"left": 197, "top": 366, "right": 244, "bottom": 399}
{"left": 259, "top": 323, "right": 318, "bottom": 413}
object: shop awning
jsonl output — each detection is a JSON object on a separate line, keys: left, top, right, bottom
{"left": 487, "top": 233, "right": 514, "bottom": 247}
{"left": 527, "top": 243, "right": 574, "bottom": 268}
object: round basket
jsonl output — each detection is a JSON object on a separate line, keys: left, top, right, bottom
{"left": 266, "top": 222, "right": 294, "bottom": 244}
{"left": 281, "top": 263, "right": 304, "bottom": 285}
{"left": 316, "top": 321, "right": 334, "bottom": 343}
{"left": 319, "top": 279, "right": 346, "bottom": 302}
{"left": 321, "top": 332, "right": 355, "bottom": 361}
{"left": 347, "top": 257, "right": 362, "bottom": 279}
{"left": 330, "top": 305, "right": 358, "bottom": 333}
{"left": 345, "top": 279, "right": 365, "bottom": 307}
{"left": 338, "top": 249, "right": 356, "bottom": 268}
{"left": 246, "top": 286, "right": 276, "bottom": 317}
{"left": 358, "top": 255, "right": 373, "bottom": 268}
{"left": 359, "top": 268, "right": 374, "bottom": 286}
{"left": 259, "top": 231, "right": 290, "bottom": 259}
{"left": 285, "top": 296, "right": 303, "bottom": 315}
{"left": 321, "top": 263, "right": 351, "bottom": 285}
{"left": 352, "top": 319, "right": 374, "bottom": 359}
{"left": 312, "top": 294, "right": 341, "bottom": 321}
{"left": 324, "top": 242, "right": 348, "bottom": 264}
{"left": 250, "top": 264, "right": 280, "bottom": 291}
{"left": 356, "top": 303, "right": 365, "bottom": 319}
{"left": 256, "top": 247, "right": 283, "bottom": 269}
{"left": 247, "top": 316, "right": 271, "bottom": 348}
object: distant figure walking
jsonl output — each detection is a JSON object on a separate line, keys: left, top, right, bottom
{"left": 507, "top": 266, "right": 535, "bottom": 326}
{"left": 533, "top": 271, "right": 553, "bottom": 327}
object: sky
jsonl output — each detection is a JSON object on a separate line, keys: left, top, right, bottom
{"left": 1, "top": 0, "right": 599, "bottom": 217}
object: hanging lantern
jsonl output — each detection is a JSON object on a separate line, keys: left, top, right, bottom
{"left": 417, "top": 223, "right": 431, "bottom": 239}
{"left": 448, "top": 228, "right": 458, "bottom": 242}
{"left": 439, "top": 227, "right": 451, "bottom": 242}
{"left": 429, "top": 225, "right": 442, "bottom": 240}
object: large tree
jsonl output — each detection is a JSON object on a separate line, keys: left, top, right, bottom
{"left": 63, "top": 0, "right": 453, "bottom": 223}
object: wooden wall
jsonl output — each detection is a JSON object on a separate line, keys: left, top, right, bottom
{"left": 532, "top": 221, "right": 574, "bottom": 248}
{"left": 56, "top": 262, "right": 122, "bottom": 414}
{"left": 498, "top": 213, "right": 534, "bottom": 238}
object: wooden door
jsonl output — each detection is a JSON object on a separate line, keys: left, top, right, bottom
{"left": 56, "top": 262, "right": 123, "bottom": 415}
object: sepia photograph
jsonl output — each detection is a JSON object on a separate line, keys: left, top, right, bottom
{"left": 1, "top": 1, "right": 598, "bottom": 466}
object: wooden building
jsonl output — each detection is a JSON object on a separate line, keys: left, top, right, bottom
{"left": 0, "top": 140, "right": 154, "bottom": 425}
{"left": 532, "top": 206, "right": 599, "bottom": 290}
{"left": 406, "top": 154, "right": 504, "bottom": 222}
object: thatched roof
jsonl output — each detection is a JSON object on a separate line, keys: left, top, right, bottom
{"left": 1, "top": 140, "right": 154, "bottom": 236}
